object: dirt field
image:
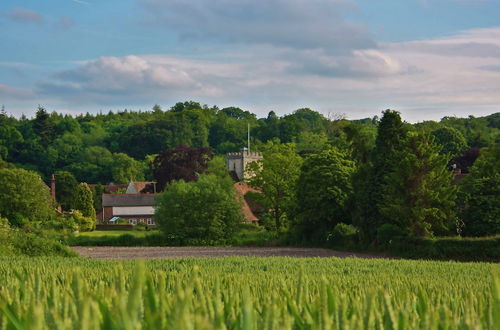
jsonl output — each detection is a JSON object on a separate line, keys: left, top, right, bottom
{"left": 71, "top": 246, "right": 388, "bottom": 259}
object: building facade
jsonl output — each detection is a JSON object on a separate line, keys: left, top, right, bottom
{"left": 226, "top": 150, "right": 262, "bottom": 181}
{"left": 100, "top": 181, "right": 157, "bottom": 225}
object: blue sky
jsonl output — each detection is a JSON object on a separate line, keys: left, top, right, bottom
{"left": 1, "top": 0, "right": 500, "bottom": 121}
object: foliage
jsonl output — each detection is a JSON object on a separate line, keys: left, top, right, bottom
{"left": 247, "top": 142, "right": 302, "bottom": 232}
{"left": 0, "top": 257, "right": 498, "bottom": 328}
{"left": 111, "top": 152, "right": 145, "bottom": 183}
{"left": 468, "top": 143, "right": 500, "bottom": 179}
{"left": 293, "top": 147, "right": 356, "bottom": 242}
{"left": 73, "top": 183, "right": 96, "bottom": 220}
{"left": 380, "top": 132, "right": 457, "bottom": 237}
{"left": 0, "top": 229, "right": 76, "bottom": 256}
{"left": 327, "top": 223, "right": 358, "bottom": 248}
{"left": 69, "top": 210, "right": 95, "bottom": 232}
{"left": 459, "top": 175, "right": 500, "bottom": 236}
{"left": 376, "top": 223, "right": 407, "bottom": 247}
{"left": 54, "top": 170, "right": 79, "bottom": 211}
{"left": 91, "top": 183, "right": 105, "bottom": 211}
{"left": 431, "top": 126, "right": 468, "bottom": 158}
{"left": 458, "top": 144, "right": 500, "bottom": 236}
{"left": 152, "top": 145, "right": 213, "bottom": 191}
{"left": 0, "top": 168, "right": 54, "bottom": 224}
{"left": 354, "top": 110, "right": 408, "bottom": 242}
{"left": 389, "top": 235, "right": 500, "bottom": 262}
{"left": 155, "top": 174, "right": 242, "bottom": 243}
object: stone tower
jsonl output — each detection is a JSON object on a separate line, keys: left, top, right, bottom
{"left": 226, "top": 149, "right": 262, "bottom": 181}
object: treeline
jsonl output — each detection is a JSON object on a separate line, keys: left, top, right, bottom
{"left": 1, "top": 102, "right": 498, "bottom": 185}
{"left": 240, "top": 110, "right": 499, "bottom": 254}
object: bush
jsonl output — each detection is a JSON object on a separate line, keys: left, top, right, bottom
{"left": 376, "top": 224, "right": 407, "bottom": 247}
{"left": 390, "top": 235, "right": 500, "bottom": 262}
{"left": 69, "top": 210, "right": 95, "bottom": 232}
{"left": 135, "top": 222, "right": 147, "bottom": 231}
{"left": 327, "top": 223, "right": 358, "bottom": 248}
{"left": 0, "top": 217, "right": 9, "bottom": 229}
{"left": 156, "top": 174, "right": 242, "bottom": 243}
{"left": 0, "top": 229, "right": 76, "bottom": 257}
{"left": 69, "top": 232, "right": 179, "bottom": 247}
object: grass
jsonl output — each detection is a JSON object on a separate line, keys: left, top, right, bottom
{"left": 0, "top": 257, "right": 498, "bottom": 329}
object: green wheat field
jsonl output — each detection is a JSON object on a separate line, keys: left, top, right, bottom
{"left": 0, "top": 257, "right": 498, "bottom": 329}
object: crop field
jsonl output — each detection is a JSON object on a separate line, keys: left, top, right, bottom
{"left": 0, "top": 257, "right": 498, "bottom": 329}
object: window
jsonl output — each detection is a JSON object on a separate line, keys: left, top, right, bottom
{"left": 147, "top": 218, "right": 155, "bottom": 225}
{"left": 129, "top": 219, "right": 137, "bottom": 225}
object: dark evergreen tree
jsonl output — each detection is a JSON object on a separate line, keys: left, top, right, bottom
{"left": 32, "top": 107, "right": 55, "bottom": 147}
{"left": 353, "top": 110, "right": 408, "bottom": 242}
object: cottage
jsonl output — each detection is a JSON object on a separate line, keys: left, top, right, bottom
{"left": 101, "top": 194, "right": 156, "bottom": 225}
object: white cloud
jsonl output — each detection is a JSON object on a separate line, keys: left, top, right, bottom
{"left": 22, "top": 26, "right": 500, "bottom": 121}
{"left": 136, "top": 0, "right": 374, "bottom": 53}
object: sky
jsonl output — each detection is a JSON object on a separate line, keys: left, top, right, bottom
{"left": 1, "top": 0, "right": 500, "bottom": 122}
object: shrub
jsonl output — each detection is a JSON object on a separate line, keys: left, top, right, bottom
{"left": 390, "top": 235, "right": 500, "bottom": 262}
{"left": 69, "top": 210, "right": 95, "bottom": 232}
{"left": 0, "top": 217, "right": 9, "bottom": 230}
{"left": 155, "top": 174, "right": 242, "bottom": 244}
{"left": 376, "top": 223, "right": 407, "bottom": 247}
{"left": 135, "top": 222, "right": 147, "bottom": 231}
{"left": 327, "top": 223, "right": 358, "bottom": 248}
{"left": 0, "top": 229, "right": 76, "bottom": 257}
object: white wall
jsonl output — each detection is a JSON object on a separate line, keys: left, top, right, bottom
{"left": 112, "top": 206, "right": 155, "bottom": 216}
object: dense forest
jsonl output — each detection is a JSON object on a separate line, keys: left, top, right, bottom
{"left": 0, "top": 101, "right": 498, "bottom": 184}
{"left": 0, "top": 102, "right": 499, "bottom": 252}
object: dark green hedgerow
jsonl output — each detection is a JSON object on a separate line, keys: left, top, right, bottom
{"left": 388, "top": 235, "right": 500, "bottom": 262}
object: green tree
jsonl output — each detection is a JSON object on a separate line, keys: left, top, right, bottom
{"left": 155, "top": 174, "right": 242, "bottom": 243}
{"left": 293, "top": 147, "right": 356, "bottom": 241}
{"left": 354, "top": 110, "right": 408, "bottom": 242}
{"left": 54, "top": 170, "right": 79, "bottom": 211}
{"left": 111, "top": 153, "right": 145, "bottom": 184}
{"left": 73, "top": 183, "right": 96, "bottom": 219}
{"left": 32, "top": 107, "right": 55, "bottom": 147}
{"left": 247, "top": 142, "right": 302, "bottom": 231}
{"left": 431, "top": 127, "right": 468, "bottom": 158}
{"left": 459, "top": 175, "right": 500, "bottom": 236}
{"left": 458, "top": 144, "right": 500, "bottom": 236}
{"left": 91, "top": 183, "right": 105, "bottom": 212}
{"left": 0, "top": 168, "right": 54, "bottom": 224}
{"left": 380, "top": 132, "right": 457, "bottom": 237}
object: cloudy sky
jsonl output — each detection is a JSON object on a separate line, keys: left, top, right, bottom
{"left": 1, "top": 0, "right": 500, "bottom": 121}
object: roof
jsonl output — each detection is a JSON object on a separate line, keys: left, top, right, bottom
{"left": 88, "top": 183, "right": 128, "bottom": 193}
{"left": 102, "top": 194, "right": 157, "bottom": 207}
{"left": 126, "top": 181, "right": 156, "bottom": 194}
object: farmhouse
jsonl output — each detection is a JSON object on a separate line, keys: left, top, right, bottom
{"left": 99, "top": 181, "right": 157, "bottom": 225}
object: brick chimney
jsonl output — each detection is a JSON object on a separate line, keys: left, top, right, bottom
{"left": 51, "top": 174, "right": 56, "bottom": 202}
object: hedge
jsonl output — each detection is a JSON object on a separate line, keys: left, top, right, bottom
{"left": 390, "top": 235, "right": 500, "bottom": 262}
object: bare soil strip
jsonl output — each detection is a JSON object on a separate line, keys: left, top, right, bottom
{"left": 71, "top": 246, "right": 389, "bottom": 259}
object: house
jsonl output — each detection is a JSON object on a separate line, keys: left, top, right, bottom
{"left": 99, "top": 181, "right": 158, "bottom": 225}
